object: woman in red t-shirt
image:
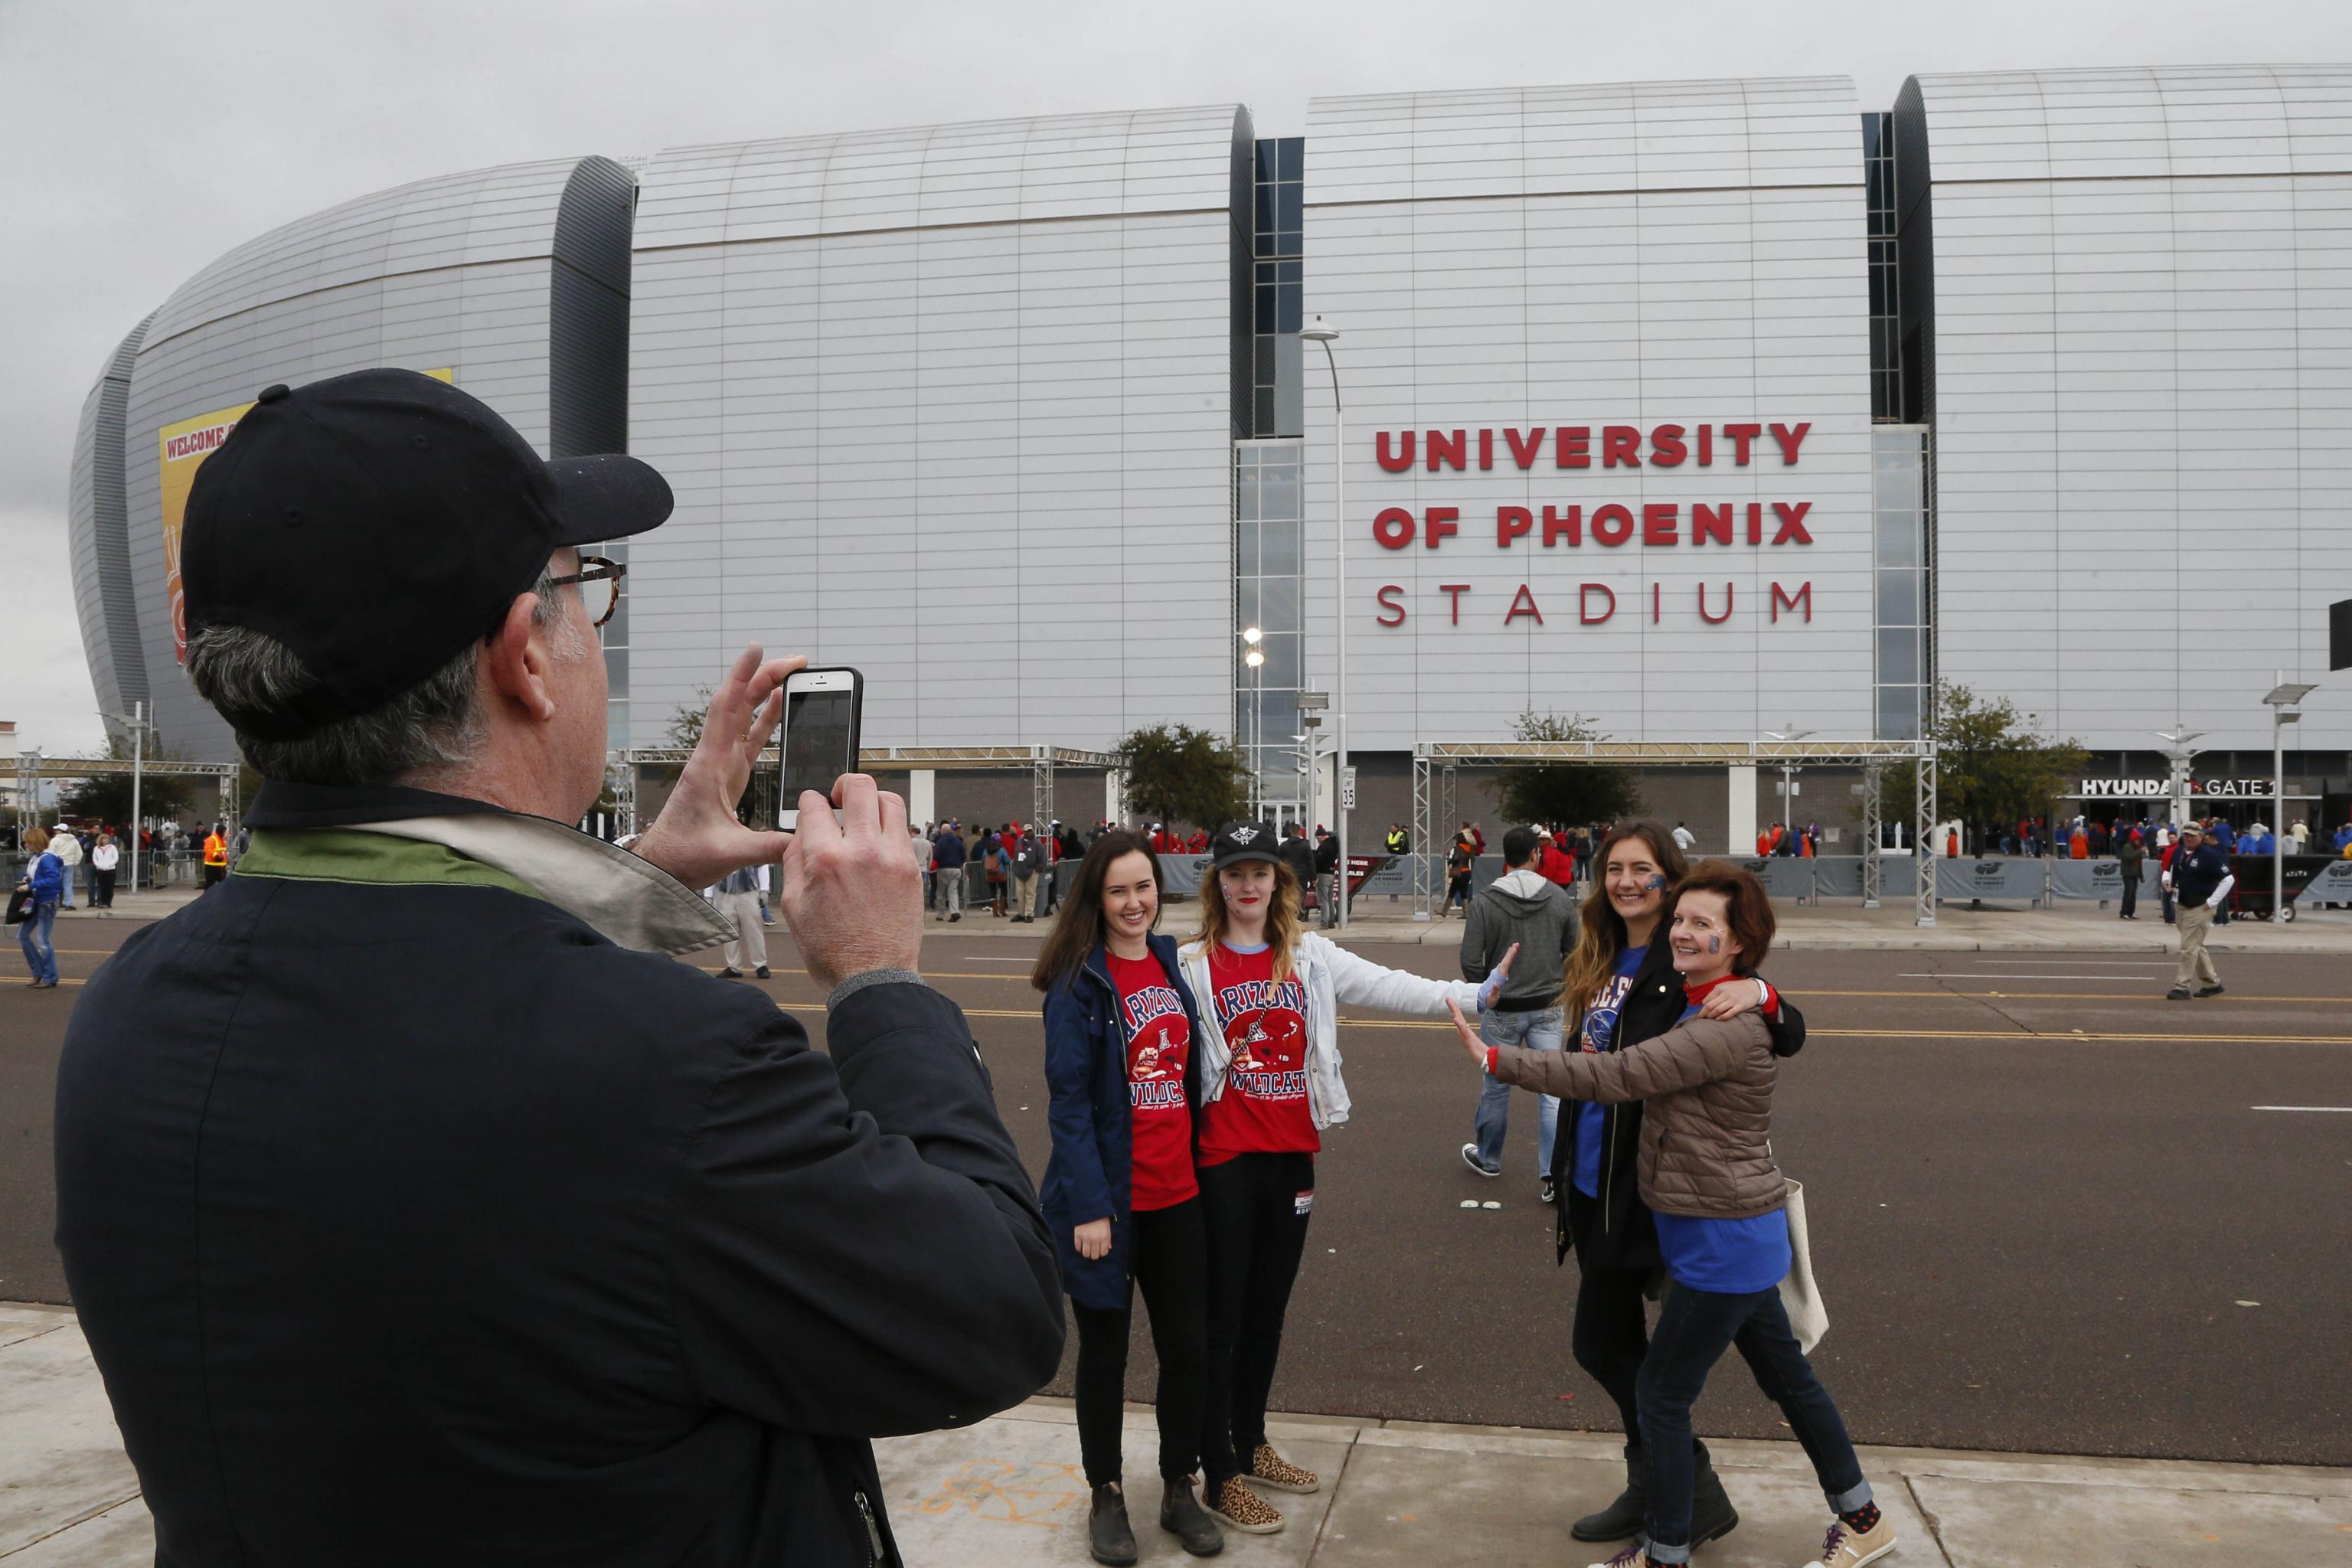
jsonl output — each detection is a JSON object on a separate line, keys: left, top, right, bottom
{"left": 1034, "top": 831, "right": 1225, "bottom": 1564}
{"left": 1175, "top": 822, "right": 1515, "bottom": 1535}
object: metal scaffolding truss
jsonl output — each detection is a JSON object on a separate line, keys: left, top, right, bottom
{"left": 14, "top": 751, "right": 240, "bottom": 827}
{"left": 612, "top": 745, "right": 1125, "bottom": 839}
{"left": 1410, "top": 737, "right": 1939, "bottom": 926}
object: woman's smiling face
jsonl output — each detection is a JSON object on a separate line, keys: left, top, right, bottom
{"left": 1604, "top": 838, "right": 1667, "bottom": 926}
{"left": 1101, "top": 851, "right": 1158, "bottom": 942}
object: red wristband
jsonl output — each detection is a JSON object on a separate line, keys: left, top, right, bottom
{"left": 1486, "top": 1044, "right": 1500, "bottom": 1075}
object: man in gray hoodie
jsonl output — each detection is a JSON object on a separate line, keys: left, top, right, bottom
{"left": 1459, "top": 825, "right": 1579, "bottom": 1197}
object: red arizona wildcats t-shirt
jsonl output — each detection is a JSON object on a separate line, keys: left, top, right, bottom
{"left": 1198, "top": 943, "right": 1318, "bottom": 1165}
{"left": 1107, "top": 952, "right": 1198, "bottom": 1210}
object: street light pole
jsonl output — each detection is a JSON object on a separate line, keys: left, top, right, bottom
{"left": 1762, "top": 724, "right": 1814, "bottom": 851}
{"left": 98, "top": 701, "right": 148, "bottom": 895}
{"left": 2263, "top": 675, "right": 2317, "bottom": 921}
{"left": 1301, "top": 316, "right": 1348, "bottom": 926}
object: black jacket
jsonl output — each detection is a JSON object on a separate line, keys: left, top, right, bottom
{"left": 1312, "top": 835, "right": 1340, "bottom": 875}
{"left": 1547, "top": 939, "right": 1806, "bottom": 1272}
{"left": 53, "top": 781, "right": 1063, "bottom": 1567}
{"left": 1278, "top": 835, "right": 1317, "bottom": 890}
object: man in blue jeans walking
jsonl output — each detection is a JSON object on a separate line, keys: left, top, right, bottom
{"left": 1459, "top": 826, "right": 1578, "bottom": 1198}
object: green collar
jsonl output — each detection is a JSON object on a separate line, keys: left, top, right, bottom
{"left": 234, "top": 828, "right": 541, "bottom": 901}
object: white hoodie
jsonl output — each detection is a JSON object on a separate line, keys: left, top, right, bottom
{"left": 1179, "top": 930, "right": 1481, "bottom": 1131}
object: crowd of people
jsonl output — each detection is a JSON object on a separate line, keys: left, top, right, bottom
{"left": 12, "top": 819, "right": 242, "bottom": 985}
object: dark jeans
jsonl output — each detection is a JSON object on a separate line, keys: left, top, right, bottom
{"left": 2119, "top": 876, "right": 2138, "bottom": 918}
{"left": 93, "top": 868, "right": 116, "bottom": 908}
{"left": 1572, "top": 1263, "right": 1651, "bottom": 1446}
{"left": 1071, "top": 1197, "right": 1210, "bottom": 1487}
{"left": 1197, "top": 1151, "right": 1314, "bottom": 1485}
{"left": 1637, "top": 1283, "right": 1870, "bottom": 1561}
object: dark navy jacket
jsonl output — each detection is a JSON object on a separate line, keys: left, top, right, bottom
{"left": 54, "top": 780, "right": 1063, "bottom": 1568}
{"left": 1040, "top": 934, "right": 1204, "bottom": 1310}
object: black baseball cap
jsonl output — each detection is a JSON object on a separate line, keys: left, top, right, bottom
{"left": 1210, "top": 822, "right": 1282, "bottom": 869}
{"left": 181, "top": 368, "right": 674, "bottom": 740}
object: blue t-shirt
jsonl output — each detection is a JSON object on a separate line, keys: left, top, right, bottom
{"left": 1651, "top": 999, "right": 1791, "bottom": 1294}
{"left": 1571, "top": 946, "right": 1646, "bottom": 1198}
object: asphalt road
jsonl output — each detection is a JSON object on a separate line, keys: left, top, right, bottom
{"left": 6, "top": 915, "right": 2348, "bottom": 1465}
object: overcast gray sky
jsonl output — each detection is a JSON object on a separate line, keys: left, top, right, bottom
{"left": 5, "top": 0, "right": 2347, "bottom": 756}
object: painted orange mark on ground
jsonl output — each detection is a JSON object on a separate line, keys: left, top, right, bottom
{"left": 916, "top": 1458, "right": 1087, "bottom": 1527}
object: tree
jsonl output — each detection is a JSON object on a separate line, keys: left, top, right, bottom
{"left": 1886, "top": 682, "right": 2089, "bottom": 850}
{"left": 55, "top": 733, "right": 204, "bottom": 827}
{"left": 1116, "top": 724, "right": 1247, "bottom": 831}
{"left": 1494, "top": 712, "right": 1643, "bottom": 828}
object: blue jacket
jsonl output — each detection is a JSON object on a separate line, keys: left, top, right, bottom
{"left": 25, "top": 851, "right": 63, "bottom": 903}
{"left": 1040, "top": 934, "right": 1204, "bottom": 1310}
{"left": 932, "top": 831, "right": 966, "bottom": 870}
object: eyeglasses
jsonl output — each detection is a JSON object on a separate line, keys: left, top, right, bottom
{"left": 545, "top": 556, "right": 626, "bottom": 628}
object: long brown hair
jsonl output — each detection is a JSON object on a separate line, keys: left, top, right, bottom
{"left": 1560, "top": 818, "right": 1689, "bottom": 1035}
{"left": 1191, "top": 856, "right": 1302, "bottom": 985}
{"left": 1031, "top": 830, "right": 1162, "bottom": 992}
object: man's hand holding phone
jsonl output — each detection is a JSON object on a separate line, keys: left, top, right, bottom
{"left": 777, "top": 773, "right": 923, "bottom": 991}
{"left": 631, "top": 644, "right": 802, "bottom": 890}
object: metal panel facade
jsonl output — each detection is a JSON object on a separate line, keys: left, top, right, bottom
{"left": 1911, "top": 66, "right": 2352, "bottom": 751}
{"left": 1304, "top": 80, "right": 1877, "bottom": 749}
{"left": 114, "top": 158, "right": 602, "bottom": 762}
{"left": 67, "top": 318, "right": 152, "bottom": 732}
{"left": 624, "top": 108, "right": 1245, "bottom": 752}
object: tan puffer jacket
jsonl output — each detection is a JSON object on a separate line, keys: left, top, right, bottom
{"left": 1491, "top": 1011, "right": 1784, "bottom": 1220}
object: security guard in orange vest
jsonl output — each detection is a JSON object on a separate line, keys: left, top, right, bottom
{"left": 201, "top": 827, "right": 230, "bottom": 891}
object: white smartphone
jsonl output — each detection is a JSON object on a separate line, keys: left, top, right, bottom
{"left": 775, "top": 666, "right": 864, "bottom": 831}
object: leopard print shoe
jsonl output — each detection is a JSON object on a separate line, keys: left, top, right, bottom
{"left": 1245, "top": 1443, "right": 1320, "bottom": 1494}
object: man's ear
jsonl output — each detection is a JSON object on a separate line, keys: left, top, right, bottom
{"left": 482, "top": 593, "right": 558, "bottom": 723}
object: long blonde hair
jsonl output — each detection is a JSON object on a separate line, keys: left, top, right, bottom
{"left": 1560, "top": 819, "right": 1689, "bottom": 1037}
{"left": 1191, "top": 858, "right": 1302, "bottom": 985}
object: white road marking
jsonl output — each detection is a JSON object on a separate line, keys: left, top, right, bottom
{"left": 2251, "top": 1106, "right": 2352, "bottom": 1112}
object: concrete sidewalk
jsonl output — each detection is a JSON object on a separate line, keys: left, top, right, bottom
{"left": 8, "top": 1302, "right": 2347, "bottom": 1566}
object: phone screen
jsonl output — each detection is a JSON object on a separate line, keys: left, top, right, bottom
{"left": 780, "top": 688, "right": 856, "bottom": 805}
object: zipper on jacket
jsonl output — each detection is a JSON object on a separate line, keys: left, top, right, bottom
{"left": 854, "top": 1489, "right": 885, "bottom": 1566}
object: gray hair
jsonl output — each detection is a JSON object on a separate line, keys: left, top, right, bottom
{"left": 187, "top": 569, "right": 586, "bottom": 786}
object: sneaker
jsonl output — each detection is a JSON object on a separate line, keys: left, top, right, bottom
{"left": 949, "top": 912, "right": 960, "bottom": 922}
{"left": 1243, "top": 1443, "right": 1318, "bottom": 1494}
{"left": 2196, "top": 984, "right": 2225, "bottom": 998}
{"left": 1540, "top": 1177, "right": 1558, "bottom": 1205}
{"left": 2164, "top": 988, "right": 2190, "bottom": 1001}
{"left": 755, "top": 965, "right": 771, "bottom": 979}
{"left": 1461, "top": 1143, "right": 1502, "bottom": 1179}
{"left": 1585, "top": 1545, "right": 1649, "bottom": 1568}
{"left": 1808, "top": 1515, "right": 1897, "bottom": 1568}
{"left": 1207, "top": 1478, "right": 1282, "bottom": 1534}
{"left": 717, "top": 967, "right": 743, "bottom": 979}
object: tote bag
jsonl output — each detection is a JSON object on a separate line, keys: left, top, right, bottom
{"left": 1779, "top": 1178, "right": 1828, "bottom": 1354}
{"left": 3, "top": 887, "right": 31, "bottom": 927}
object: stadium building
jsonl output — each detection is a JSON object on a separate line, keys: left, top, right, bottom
{"left": 69, "top": 67, "right": 2352, "bottom": 848}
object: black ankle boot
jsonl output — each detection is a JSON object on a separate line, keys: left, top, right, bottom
{"left": 1159, "top": 1475, "right": 1225, "bottom": 1557}
{"left": 1689, "top": 1440, "right": 1740, "bottom": 1544}
{"left": 1570, "top": 1442, "right": 1647, "bottom": 1541}
{"left": 1089, "top": 1482, "right": 1138, "bottom": 1566}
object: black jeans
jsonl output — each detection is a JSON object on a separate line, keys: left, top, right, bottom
{"left": 2119, "top": 876, "right": 2138, "bottom": 918}
{"left": 1571, "top": 1263, "right": 1651, "bottom": 1447}
{"left": 1636, "top": 1283, "right": 1870, "bottom": 1560}
{"left": 1072, "top": 1197, "right": 1210, "bottom": 1487}
{"left": 93, "top": 869, "right": 116, "bottom": 908}
{"left": 1197, "top": 1152, "right": 1314, "bottom": 1485}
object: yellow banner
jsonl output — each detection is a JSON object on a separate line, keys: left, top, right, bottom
{"left": 157, "top": 368, "right": 452, "bottom": 664}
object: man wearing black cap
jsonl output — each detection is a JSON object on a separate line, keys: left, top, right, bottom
{"left": 52, "top": 369, "right": 1062, "bottom": 1566}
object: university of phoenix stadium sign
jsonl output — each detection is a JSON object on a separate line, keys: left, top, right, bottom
{"left": 1364, "top": 420, "right": 1823, "bottom": 630}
